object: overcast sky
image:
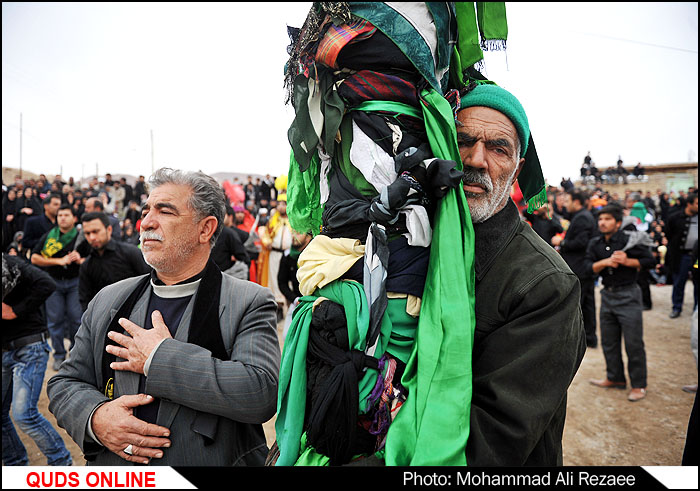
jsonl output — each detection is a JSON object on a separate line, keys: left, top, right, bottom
{"left": 2, "top": 2, "right": 698, "bottom": 185}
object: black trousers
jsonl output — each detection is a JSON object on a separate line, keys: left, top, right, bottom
{"left": 637, "top": 270, "right": 652, "bottom": 309}
{"left": 580, "top": 277, "right": 597, "bottom": 346}
{"left": 600, "top": 284, "right": 647, "bottom": 388}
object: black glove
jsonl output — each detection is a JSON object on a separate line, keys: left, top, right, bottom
{"left": 393, "top": 144, "right": 433, "bottom": 174}
{"left": 426, "top": 159, "right": 464, "bottom": 199}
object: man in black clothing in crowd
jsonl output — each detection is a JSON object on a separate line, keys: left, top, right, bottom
{"left": 30, "top": 204, "right": 90, "bottom": 369}
{"left": 225, "top": 205, "right": 251, "bottom": 250}
{"left": 552, "top": 190, "right": 598, "bottom": 347}
{"left": 277, "top": 230, "right": 311, "bottom": 331}
{"left": 2, "top": 253, "right": 73, "bottom": 466}
{"left": 278, "top": 230, "right": 311, "bottom": 307}
{"left": 552, "top": 191, "right": 570, "bottom": 221}
{"left": 124, "top": 200, "right": 142, "bottom": 228}
{"left": 133, "top": 175, "right": 148, "bottom": 203}
{"left": 586, "top": 205, "right": 655, "bottom": 402}
{"left": 525, "top": 203, "right": 563, "bottom": 247}
{"left": 78, "top": 211, "right": 150, "bottom": 311}
{"left": 120, "top": 177, "right": 134, "bottom": 206}
{"left": 666, "top": 192, "right": 698, "bottom": 318}
{"left": 210, "top": 213, "right": 249, "bottom": 278}
{"left": 84, "top": 197, "right": 122, "bottom": 241}
{"left": 22, "top": 194, "right": 61, "bottom": 253}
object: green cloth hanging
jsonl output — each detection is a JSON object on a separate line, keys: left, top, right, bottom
{"left": 454, "top": 2, "right": 483, "bottom": 71}
{"left": 476, "top": 2, "right": 508, "bottom": 50}
{"left": 275, "top": 280, "right": 395, "bottom": 466}
{"left": 277, "top": 296, "right": 418, "bottom": 466}
{"left": 383, "top": 87, "right": 476, "bottom": 466}
{"left": 287, "top": 65, "right": 345, "bottom": 172}
{"left": 287, "top": 150, "right": 324, "bottom": 235}
{"left": 453, "top": 3, "right": 508, "bottom": 85}
{"left": 521, "top": 135, "right": 548, "bottom": 213}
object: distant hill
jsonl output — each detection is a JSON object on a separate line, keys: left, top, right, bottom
{"left": 2, "top": 166, "right": 41, "bottom": 185}
{"left": 210, "top": 172, "right": 269, "bottom": 184}
{"left": 3, "top": 166, "right": 278, "bottom": 189}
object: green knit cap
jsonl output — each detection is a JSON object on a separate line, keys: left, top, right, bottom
{"left": 459, "top": 83, "right": 529, "bottom": 157}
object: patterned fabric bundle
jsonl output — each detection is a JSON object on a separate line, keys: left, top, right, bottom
{"left": 276, "top": 2, "right": 540, "bottom": 466}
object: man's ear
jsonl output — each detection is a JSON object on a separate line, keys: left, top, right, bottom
{"left": 511, "top": 157, "right": 526, "bottom": 185}
{"left": 200, "top": 216, "right": 218, "bottom": 244}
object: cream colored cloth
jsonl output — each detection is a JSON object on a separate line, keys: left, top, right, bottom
{"left": 387, "top": 292, "right": 422, "bottom": 317}
{"left": 297, "top": 235, "right": 365, "bottom": 296}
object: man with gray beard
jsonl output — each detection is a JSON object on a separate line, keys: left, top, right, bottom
{"left": 456, "top": 84, "right": 585, "bottom": 465}
{"left": 48, "top": 168, "right": 280, "bottom": 466}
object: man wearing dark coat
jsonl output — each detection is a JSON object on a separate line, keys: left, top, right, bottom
{"left": 552, "top": 189, "right": 598, "bottom": 347}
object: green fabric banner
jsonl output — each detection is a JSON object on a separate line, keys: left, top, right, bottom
{"left": 477, "top": 2, "right": 508, "bottom": 44}
{"left": 287, "top": 150, "right": 323, "bottom": 236}
{"left": 275, "top": 280, "right": 391, "bottom": 466}
{"left": 383, "top": 88, "right": 476, "bottom": 466}
{"left": 455, "top": 2, "right": 483, "bottom": 70}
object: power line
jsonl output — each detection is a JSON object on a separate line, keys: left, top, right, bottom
{"left": 573, "top": 30, "right": 698, "bottom": 54}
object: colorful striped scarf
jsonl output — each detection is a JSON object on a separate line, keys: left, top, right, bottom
{"left": 315, "top": 18, "right": 376, "bottom": 69}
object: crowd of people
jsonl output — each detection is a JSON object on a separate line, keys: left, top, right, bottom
{"left": 522, "top": 183, "right": 698, "bottom": 400}
{"left": 577, "top": 152, "right": 648, "bottom": 186}
{"left": 0, "top": 170, "right": 304, "bottom": 465}
{"left": 1, "top": 4, "right": 696, "bottom": 466}
{"left": 2, "top": 160, "right": 697, "bottom": 466}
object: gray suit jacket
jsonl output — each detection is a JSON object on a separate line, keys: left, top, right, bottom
{"left": 47, "top": 272, "right": 280, "bottom": 466}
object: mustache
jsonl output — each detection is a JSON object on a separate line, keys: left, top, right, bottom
{"left": 140, "top": 231, "right": 164, "bottom": 242}
{"left": 461, "top": 167, "right": 493, "bottom": 193}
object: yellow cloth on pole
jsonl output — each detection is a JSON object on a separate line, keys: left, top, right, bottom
{"left": 297, "top": 235, "right": 365, "bottom": 296}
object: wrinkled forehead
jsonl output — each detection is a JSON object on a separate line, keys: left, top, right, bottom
{"left": 456, "top": 106, "right": 519, "bottom": 145}
{"left": 145, "top": 183, "right": 193, "bottom": 213}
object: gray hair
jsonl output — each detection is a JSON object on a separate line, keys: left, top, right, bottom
{"left": 148, "top": 168, "right": 225, "bottom": 246}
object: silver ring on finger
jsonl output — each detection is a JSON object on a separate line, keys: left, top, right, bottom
{"left": 124, "top": 444, "right": 134, "bottom": 455}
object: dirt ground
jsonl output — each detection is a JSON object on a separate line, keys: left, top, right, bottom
{"left": 16, "top": 282, "right": 697, "bottom": 467}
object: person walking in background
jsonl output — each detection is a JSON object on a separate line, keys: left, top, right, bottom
{"left": 666, "top": 192, "right": 698, "bottom": 318}
{"left": 30, "top": 204, "right": 88, "bottom": 370}
{"left": 259, "top": 194, "right": 292, "bottom": 318}
{"left": 552, "top": 189, "right": 598, "bottom": 347}
{"left": 2, "top": 253, "right": 73, "bottom": 466}
{"left": 277, "top": 230, "right": 311, "bottom": 338}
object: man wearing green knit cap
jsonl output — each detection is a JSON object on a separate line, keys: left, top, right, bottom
{"left": 455, "top": 83, "right": 587, "bottom": 465}
{"left": 459, "top": 83, "right": 531, "bottom": 222}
